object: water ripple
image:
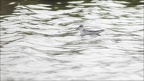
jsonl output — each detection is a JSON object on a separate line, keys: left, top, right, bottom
{"left": 1, "top": 0, "right": 143, "bottom": 81}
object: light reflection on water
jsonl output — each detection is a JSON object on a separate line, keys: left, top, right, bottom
{"left": 0, "top": 0, "right": 143, "bottom": 80}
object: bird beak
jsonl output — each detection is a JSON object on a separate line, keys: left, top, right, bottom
{"left": 76, "top": 27, "right": 78, "bottom": 30}
{"left": 76, "top": 27, "right": 80, "bottom": 30}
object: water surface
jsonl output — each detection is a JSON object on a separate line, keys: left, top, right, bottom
{"left": 0, "top": 0, "right": 144, "bottom": 80}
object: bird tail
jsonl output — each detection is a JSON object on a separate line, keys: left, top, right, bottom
{"left": 96, "top": 29, "right": 104, "bottom": 36}
{"left": 98, "top": 29, "right": 104, "bottom": 33}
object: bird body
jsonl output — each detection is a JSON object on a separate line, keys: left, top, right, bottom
{"left": 77, "top": 25, "right": 104, "bottom": 36}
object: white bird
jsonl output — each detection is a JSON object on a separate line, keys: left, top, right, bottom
{"left": 77, "top": 25, "right": 104, "bottom": 36}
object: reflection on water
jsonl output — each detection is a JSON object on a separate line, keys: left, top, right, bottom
{"left": 0, "top": 0, "right": 144, "bottom": 81}
{"left": 114, "top": 0, "right": 143, "bottom": 7}
{"left": 1, "top": 0, "right": 143, "bottom": 15}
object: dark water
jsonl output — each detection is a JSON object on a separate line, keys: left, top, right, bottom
{"left": 0, "top": 0, "right": 144, "bottom": 80}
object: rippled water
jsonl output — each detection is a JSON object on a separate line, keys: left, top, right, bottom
{"left": 1, "top": 0, "right": 144, "bottom": 81}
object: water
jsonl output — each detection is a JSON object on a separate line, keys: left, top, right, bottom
{"left": 0, "top": 0, "right": 144, "bottom": 81}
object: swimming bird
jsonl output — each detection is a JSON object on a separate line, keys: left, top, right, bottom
{"left": 77, "top": 25, "right": 104, "bottom": 36}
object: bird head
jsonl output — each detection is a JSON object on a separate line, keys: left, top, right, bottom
{"left": 76, "top": 25, "right": 84, "bottom": 30}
